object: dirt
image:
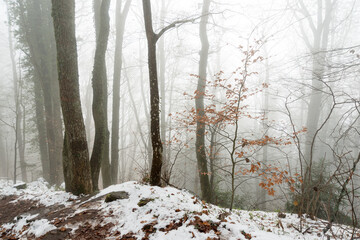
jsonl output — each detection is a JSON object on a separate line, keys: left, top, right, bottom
{"left": 0, "top": 194, "right": 123, "bottom": 240}
{"left": 0, "top": 195, "right": 42, "bottom": 225}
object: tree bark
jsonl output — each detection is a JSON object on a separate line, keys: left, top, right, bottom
{"left": 90, "top": 0, "right": 112, "bottom": 191}
{"left": 195, "top": 0, "right": 211, "bottom": 202}
{"left": 33, "top": 76, "right": 50, "bottom": 182}
{"left": 0, "top": 136, "right": 6, "bottom": 178}
{"left": 51, "top": 0, "right": 93, "bottom": 195}
{"left": 159, "top": 0, "right": 169, "bottom": 182}
{"left": 6, "top": 2, "right": 26, "bottom": 183}
{"left": 139, "top": 39, "right": 152, "bottom": 166}
{"left": 142, "top": 0, "right": 163, "bottom": 186}
{"left": 111, "top": 0, "right": 131, "bottom": 184}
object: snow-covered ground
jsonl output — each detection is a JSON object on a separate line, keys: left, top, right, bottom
{"left": 0, "top": 178, "right": 75, "bottom": 206}
{"left": 0, "top": 179, "right": 358, "bottom": 239}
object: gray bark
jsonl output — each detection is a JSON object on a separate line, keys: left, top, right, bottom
{"left": 0, "top": 136, "right": 6, "bottom": 178}
{"left": 52, "top": 0, "right": 93, "bottom": 195}
{"left": 33, "top": 76, "right": 50, "bottom": 182}
{"left": 111, "top": 0, "right": 131, "bottom": 184}
{"left": 90, "top": 0, "right": 112, "bottom": 190}
{"left": 142, "top": 0, "right": 163, "bottom": 186}
{"left": 195, "top": 0, "right": 211, "bottom": 202}
{"left": 158, "top": 0, "right": 169, "bottom": 182}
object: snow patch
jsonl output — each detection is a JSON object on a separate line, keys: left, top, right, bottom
{"left": 27, "top": 219, "right": 57, "bottom": 237}
{"left": 0, "top": 178, "right": 76, "bottom": 206}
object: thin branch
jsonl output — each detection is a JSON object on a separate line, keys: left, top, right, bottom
{"left": 155, "top": 17, "right": 200, "bottom": 41}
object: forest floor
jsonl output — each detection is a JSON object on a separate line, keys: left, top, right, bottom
{"left": 0, "top": 179, "right": 358, "bottom": 240}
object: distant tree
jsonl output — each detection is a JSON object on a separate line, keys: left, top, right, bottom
{"left": 5, "top": 1, "right": 26, "bottom": 183}
{"left": 111, "top": 0, "right": 131, "bottom": 184}
{"left": 293, "top": 0, "right": 333, "bottom": 218}
{"left": 0, "top": 135, "right": 7, "bottom": 178}
{"left": 295, "top": 0, "right": 333, "bottom": 167}
{"left": 90, "top": 0, "right": 111, "bottom": 191}
{"left": 6, "top": 0, "right": 63, "bottom": 185}
{"left": 51, "top": 0, "right": 93, "bottom": 195}
{"left": 195, "top": 0, "right": 211, "bottom": 202}
{"left": 175, "top": 43, "right": 303, "bottom": 210}
{"left": 142, "top": 0, "right": 198, "bottom": 186}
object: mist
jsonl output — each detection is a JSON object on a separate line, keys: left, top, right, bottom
{"left": 0, "top": 0, "right": 359, "bottom": 233}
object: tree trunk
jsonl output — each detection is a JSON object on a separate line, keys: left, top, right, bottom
{"left": 111, "top": 0, "right": 131, "bottom": 185}
{"left": 119, "top": 99, "right": 127, "bottom": 183}
{"left": 51, "top": 0, "right": 93, "bottom": 195}
{"left": 33, "top": 76, "right": 50, "bottom": 182}
{"left": 304, "top": 0, "right": 331, "bottom": 180}
{"left": 139, "top": 39, "right": 152, "bottom": 166}
{"left": 0, "top": 136, "right": 6, "bottom": 178}
{"left": 259, "top": 48, "right": 270, "bottom": 210}
{"left": 124, "top": 67, "right": 148, "bottom": 152}
{"left": 6, "top": 2, "right": 26, "bottom": 183}
{"left": 195, "top": 0, "right": 211, "bottom": 202}
{"left": 16, "top": 0, "right": 63, "bottom": 185}
{"left": 20, "top": 102, "right": 27, "bottom": 182}
{"left": 301, "top": 0, "right": 331, "bottom": 166}
{"left": 85, "top": 79, "right": 93, "bottom": 146}
{"left": 158, "top": 0, "right": 169, "bottom": 182}
{"left": 297, "top": 0, "right": 332, "bottom": 216}
{"left": 90, "top": 0, "right": 112, "bottom": 191}
{"left": 209, "top": 126, "right": 217, "bottom": 199}
{"left": 142, "top": 0, "right": 163, "bottom": 186}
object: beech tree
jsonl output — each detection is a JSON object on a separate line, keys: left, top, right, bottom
{"left": 292, "top": 0, "right": 333, "bottom": 218}
{"left": 142, "top": 0, "right": 199, "bottom": 186}
{"left": 195, "top": 0, "right": 212, "bottom": 202}
{"left": 111, "top": 0, "right": 131, "bottom": 184}
{"left": 90, "top": 0, "right": 111, "bottom": 191}
{"left": 51, "top": 0, "right": 93, "bottom": 195}
{"left": 176, "top": 44, "right": 303, "bottom": 210}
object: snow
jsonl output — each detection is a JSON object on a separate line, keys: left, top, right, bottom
{"left": 0, "top": 178, "right": 359, "bottom": 239}
{"left": 1, "top": 214, "right": 55, "bottom": 239}
{"left": 27, "top": 219, "right": 57, "bottom": 237}
{"left": 0, "top": 178, "right": 76, "bottom": 206}
{"left": 93, "top": 181, "right": 358, "bottom": 239}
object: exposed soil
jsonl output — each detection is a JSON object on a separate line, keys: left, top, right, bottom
{"left": 0, "top": 194, "right": 123, "bottom": 240}
{"left": 0, "top": 195, "right": 42, "bottom": 225}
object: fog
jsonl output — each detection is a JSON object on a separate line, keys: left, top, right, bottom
{"left": 0, "top": 0, "right": 359, "bottom": 227}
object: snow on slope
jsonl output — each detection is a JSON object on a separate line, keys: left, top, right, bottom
{"left": 0, "top": 178, "right": 75, "bottom": 206}
{"left": 0, "top": 179, "right": 358, "bottom": 239}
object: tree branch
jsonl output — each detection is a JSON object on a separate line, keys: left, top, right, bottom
{"left": 155, "top": 15, "right": 203, "bottom": 41}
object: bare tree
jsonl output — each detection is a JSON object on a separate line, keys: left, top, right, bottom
{"left": 111, "top": 0, "right": 131, "bottom": 184}
{"left": 90, "top": 0, "right": 112, "bottom": 190}
{"left": 296, "top": 0, "right": 333, "bottom": 167}
{"left": 6, "top": 1, "right": 27, "bottom": 183}
{"left": 8, "top": 0, "right": 64, "bottom": 185}
{"left": 142, "top": 0, "right": 198, "bottom": 186}
{"left": 195, "top": 0, "right": 212, "bottom": 202}
{"left": 51, "top": 0, "right": 93, "bottom": 195}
